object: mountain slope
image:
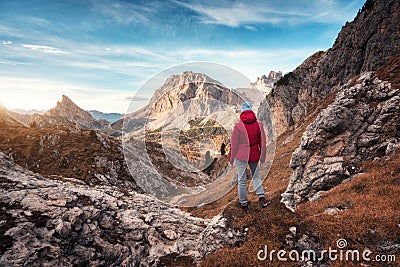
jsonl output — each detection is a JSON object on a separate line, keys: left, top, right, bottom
{"left": 0, "top": 124, "right": 139, "bottom": 191}
{"left": 0, "top": 104, "right": 24, "bottom": 128}
{"left": 282, "top": 72, "right": 400, "bottom": 210}
{"left": 260, "top": 0, "right": 400, "bottom": 136}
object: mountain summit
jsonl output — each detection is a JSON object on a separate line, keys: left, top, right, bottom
{"left": 114, "top": 71, "right": 243, "bottom": 134}
{"left": 28, "top": 95, "right": 108, "bottom": 129}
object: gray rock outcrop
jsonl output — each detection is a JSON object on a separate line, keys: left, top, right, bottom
{"left": 0, "top": 152, "right": 244, "bottom": 266}
{"left": 259, "top": 0, "right": 400, "bottom": 136}
{"left": 281, "top": 72, "right": 400, "bottom": 210}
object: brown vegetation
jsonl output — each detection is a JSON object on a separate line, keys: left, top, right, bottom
{"left": 0, "top": 124, "right": 135, "bottom": 187}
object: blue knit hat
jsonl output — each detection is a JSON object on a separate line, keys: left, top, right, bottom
{"left": 241, "top": 102, "right": 252, "bottom": 112}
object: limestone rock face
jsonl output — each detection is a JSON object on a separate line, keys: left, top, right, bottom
{"left": 0, "top": 152, "right": 244, "bottom": 266}
{"left": 113, "top": 71, "right": 242, "bottom": 135}
{"left": 28, "top": 95, "right": 109, "bottom": 130}
{"left": 260, "top": 0, "right": 400, "bottom": 136}
{"left": 281, "top": 73, "right": 400, "bottom": 210}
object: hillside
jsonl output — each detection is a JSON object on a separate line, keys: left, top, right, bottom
{"left": 0, "top": 123, "right": 139, "bottom": 191}
{"left": 0, "top": 105, "right": 24, "bottom": 128}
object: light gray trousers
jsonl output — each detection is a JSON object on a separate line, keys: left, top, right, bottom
{"left": 235, "top": 159, "right": 265, "bottom": 206}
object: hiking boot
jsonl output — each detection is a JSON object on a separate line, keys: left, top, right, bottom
{"left": 239, "top": 202, "right": 250, "bottom": 213}
{"left": 259, "top": 197, "right": 271, "bottom": 208}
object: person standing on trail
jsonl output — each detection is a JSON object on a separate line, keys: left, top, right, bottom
{"left": 228, "top": 102, "right": 270, "bottom": 213}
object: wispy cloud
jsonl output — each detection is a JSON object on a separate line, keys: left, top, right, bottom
{"left": 91, "top": 0, "right": 156, "bottom": 25}
{"left": 21, "top": 44, "right": 69, "bottom": 54}
{"left": 174, "top": 1, "right": 292, "bottom": 27}
{"left": 174, "top": 0, "right": 362, "bottom": 28}
{"left": 0, "top": 59, "right": 31, "bottom": 66}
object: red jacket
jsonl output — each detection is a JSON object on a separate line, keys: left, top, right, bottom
{"left": 228, "top": 110, "right": 266, "bottom": 164}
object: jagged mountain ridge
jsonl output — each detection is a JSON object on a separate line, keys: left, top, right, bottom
{"left": 260, "top": 0, "right": 400, "bottom": 136}
{"left": 29, "top": 95, "right": 110, "bottom": 130}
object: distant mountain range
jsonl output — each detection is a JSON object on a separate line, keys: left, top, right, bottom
{"left": 9, "top": 108, "right": 123, "bottom": 124}
{"left": 87, "top": 110, "right": 123, "bottom": 123}
{"left": 10, "top": 108, "right": 46, "bottom": 115}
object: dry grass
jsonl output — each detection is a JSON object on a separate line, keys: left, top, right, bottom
{"left": 298, "top": 155, "right": 400, "bottom": 266}
{"left": 198, "top": 91, "right": 400, "bottom": 266}
{"left": 202, "top": 149, "right": 400, "bottom": 266}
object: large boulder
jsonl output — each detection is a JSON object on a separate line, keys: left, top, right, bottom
{"left": 281, "top": 72, "right": 400, "bottom": 210}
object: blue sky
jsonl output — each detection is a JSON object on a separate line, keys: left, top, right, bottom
{"left": 0, "top": 0, "right": 364, "bottom": 113}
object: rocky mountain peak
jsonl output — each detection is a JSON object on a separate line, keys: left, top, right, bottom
{"left": 166, "top": 71, "right": 222, "bottom": 87}
{"left": 146, "top": 71, "right": 241, "bottom": 118}
{"left": 267, "top": 70, "right": 283, "bottom": 81}
{"left": 47, "top": 95, "right": 90, "bottom": 118}
{"left": 149, "top": 71, "right": 223, "bottom": 105}
{"left": 28, "top": 95, "right": 109, "bottom": 130}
